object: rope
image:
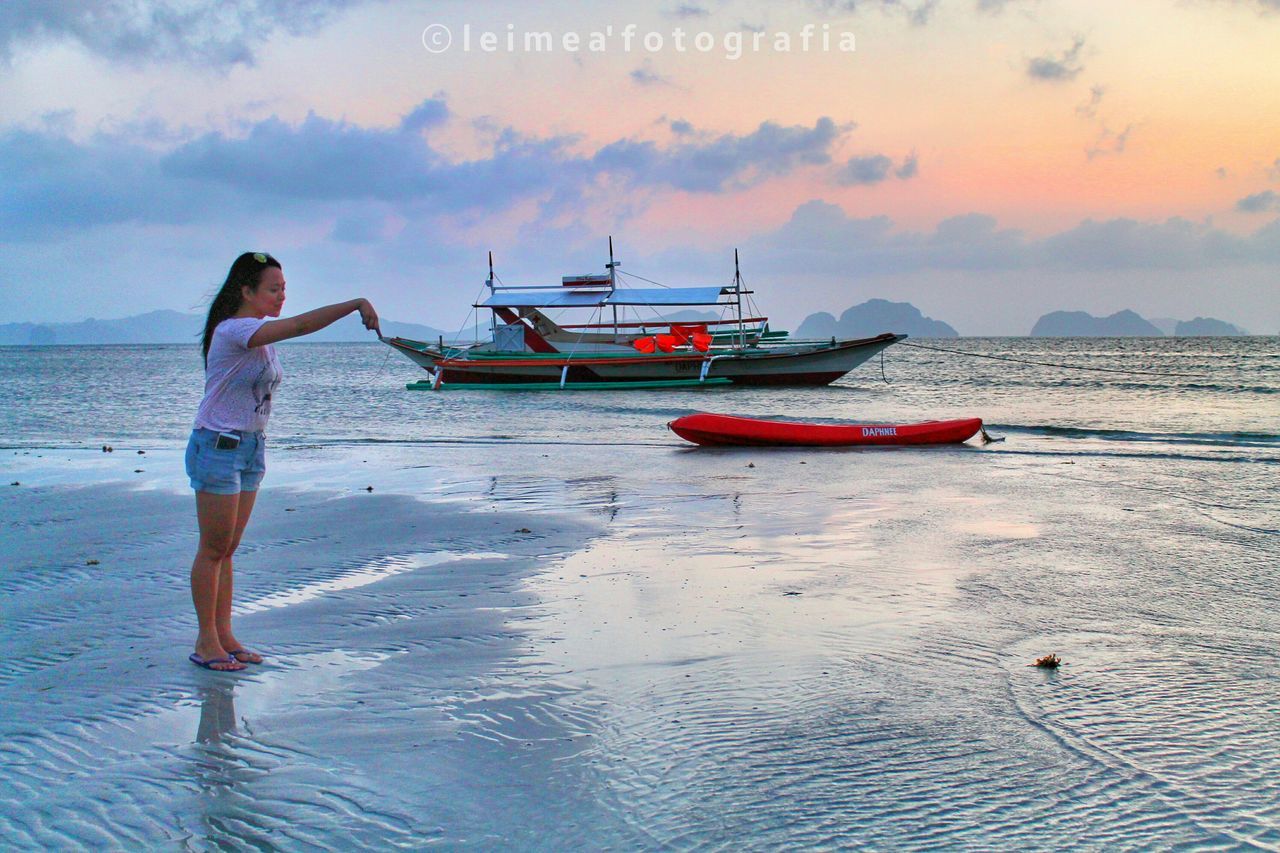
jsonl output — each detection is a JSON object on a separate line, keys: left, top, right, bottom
{"left": 561, "top": 304, "right": 602, "bottom": 360}
{"left": 613, "top": 269, "right": 706, "bottom": 332}
{"left": 448, "top": 276, "right": 493, "bottom": 348}
{"left": 615, "top": 269, "right": 672, "bottom": 289}
{"left": 613, "top": 268, "right": 761, "bottom": 343}
{"left": 371, "top": 336, "right": 395, "bottom": 386}
{"left": 893, "top": 340, "right": 1207, "bottom": 378}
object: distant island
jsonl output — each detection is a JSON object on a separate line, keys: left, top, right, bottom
{"left": 1030, "top": 310, "right": 1162, "bottom": 337}
{"left": 0, "top": 310, "right": 456, "bottom": 346}
{"left": 796, "top": 299, "right": 958, "bottom": 339}
{"left": 1029, "top": 309, "right": 1249, "bottom": 337}
{"left": 1174, "top": 317, "right": 1247, "bottom": 336}
{"left": 1, "top": 306, "right": 1258, "bottom": 344}
{"left": 0, "top": 309, "right": 728, "bottom": 346}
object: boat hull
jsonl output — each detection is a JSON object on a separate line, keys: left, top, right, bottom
{"left": 668, "top": 413, "right": 984, "bottom": 447}
{"left": 384, "top": 334, "right": 903, "bottom": 388}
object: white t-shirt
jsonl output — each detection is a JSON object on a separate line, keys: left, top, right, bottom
{"left": 194, "top": 317, "right": 282, "bottom": 433}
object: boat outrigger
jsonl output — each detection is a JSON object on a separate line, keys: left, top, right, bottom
{"left": 383, "top": 241, "right": 905, "bottom": 390}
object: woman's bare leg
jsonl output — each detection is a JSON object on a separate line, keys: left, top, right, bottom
{"left": 192, "top": 491, "right": 244, "bottom": 671}
{"left": 217, "top": 489, "right": 261, "bottom": 662}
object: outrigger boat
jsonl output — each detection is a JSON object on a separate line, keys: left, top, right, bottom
{"left": 383, "top": 242, "right": 905, "bottom": 390}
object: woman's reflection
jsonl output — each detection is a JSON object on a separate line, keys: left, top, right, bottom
{"left": 196, "top": 681, "right": 238, "bottom": 743}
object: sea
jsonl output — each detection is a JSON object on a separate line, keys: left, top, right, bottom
{"left": 4, "top": 336, "right": 1276, "bottom": 449}
{"left": 2, "top": 336, "right": 1278, "bottom": 848}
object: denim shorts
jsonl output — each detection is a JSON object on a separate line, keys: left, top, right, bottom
{"left": 185, "top": 429, "right": 266, "bottom": 494}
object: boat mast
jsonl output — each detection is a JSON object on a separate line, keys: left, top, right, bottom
{"left": 606, "top": 236, "right": 619, "bottom": 337}
{"left": 735, "top": 248, "right": 744, "bottom": 347}
{"left": 487, "top": 250, "right": 496, "bottom": 340}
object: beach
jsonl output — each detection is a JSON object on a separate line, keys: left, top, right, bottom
{"left": 3, "top": 449, "right": 612, "bottom": 847}
{"left": 6, "top": 0, "right": 1279, "bottom": 843}
{"left": 2, "top": 338, "right": 1278, "bottom": 848}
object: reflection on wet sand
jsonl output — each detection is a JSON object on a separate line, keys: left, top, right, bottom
{"left": 196, "top": 682, "right": 238, "bottom": 744}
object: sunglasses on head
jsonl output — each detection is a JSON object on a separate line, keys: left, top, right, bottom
{"left": 253, "top": 252, "right": 268, "bottom": 263}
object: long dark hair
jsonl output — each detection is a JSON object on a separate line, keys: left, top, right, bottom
{"left": 201, "top": 252, "right": 281, "bottom": 365}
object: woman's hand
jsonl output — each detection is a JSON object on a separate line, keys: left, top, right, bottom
{"left": 358, "top": 299, "right": 381, "bottom": 336}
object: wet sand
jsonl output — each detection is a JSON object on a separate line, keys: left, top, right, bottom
{"left": 2, "top": 435, "right": 1277, "bottom": 848}
{"left": 0, "top": 451, "right": 601, "bottom": 847}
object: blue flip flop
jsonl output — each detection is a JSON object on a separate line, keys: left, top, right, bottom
{"left": 226, "top": 648, "right": 264, "bottom": 664}
{"left": 189, "top": 653, "right": 245, "bottom": 671}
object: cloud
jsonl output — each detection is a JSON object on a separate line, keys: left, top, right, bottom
{"left": 670, "top": 4, "right": 710, "bottom": 18}
{"left": 401, "top": 100, "right": 450, "bottom": 134}
{"left": 836, "top": 151, "right": 918, "bottom": 185}
{"left": 975, "top": 0, "right": 1046, "bottom": 11}
{"left": 838, "top": 154, "right": 892, "bottom": 185}
{"left": 1085, "top": 123, "right": 1132, "bottom": 160}
{"left": 736, "top": 206, "right": 1279, "bottom": 334}
{"left": 592, "top": 116, "right": 848, "bottom": 192}
{"left": 161, "top": 104, "right": 469, "bottom": 204}
{"left": 173, "top": 105, "right": 840, "bottom": 206}
{"left": 760, "top": 202, "right": 1029, "bottom": 273}
{"left": 0, "top": 127, "right": 215, "bottom": 239}
{"left": 755, "top": 200, "right": 1280, "bottom": 276}
{"left": 0, "top": 0, "right": 369, "bottom": 68}
{"left": 895, "top": 150, "right": 919, "bottom": 179}
{"left": 804, "top": 0, "right": 940, "bottom": 25}
{"left": 906, "top": 0, "right": 941, "bottom": 25}
{"left": 1027, "top": 37, "right": 1086, "bottom": 82}
{"left": 330, "top": 212, "right": 386, "bottom": 244}
{"left": 0, "top": 101, "right": 853, "bottom": 239}
{"left": 1237, "top": 190, "right": 1280, "bottom": 213}
{"left": 0, "top": 109, "right": 551, "bottom": 239}
{"left": 631, "top": 61, "right": 675, "bottom": 87}
{"left": 1076, "top": 84, "right": 1105, "bottom": 118}
{"left": 1218, "top": 0, "right": 1280, "bottom": 12}
{"left": 1038, "top": 217, "right": 1233, "bottom": 269}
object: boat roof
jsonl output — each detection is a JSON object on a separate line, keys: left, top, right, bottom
{"left": 477, "top": 286, "right": 731, "bottom": 309}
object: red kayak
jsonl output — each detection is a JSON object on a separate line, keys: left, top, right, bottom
{"left": 668, "top": 413, "right": 984, "bottom": 447}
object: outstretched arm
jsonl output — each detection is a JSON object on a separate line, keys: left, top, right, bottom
{"left": 248, "top": 298, "right": 381, "bottom": 347}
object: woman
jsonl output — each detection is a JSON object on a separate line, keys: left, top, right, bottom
{"left": 187, "top": 251, "right": 380, "bottom": 671}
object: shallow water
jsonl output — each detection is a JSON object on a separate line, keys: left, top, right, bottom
{"left": 1, "top": 337, "right": 1277, "bottom": 848}
{"left": 457, "top": 437, "right": 1279, "bottom": 848}
{"left": 1, "top": 336, "right": 1276, "bottom": 444}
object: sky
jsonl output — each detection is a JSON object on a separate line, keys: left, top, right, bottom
{"left": 1, "top": 0, "right": 1278, "bottom": 335}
